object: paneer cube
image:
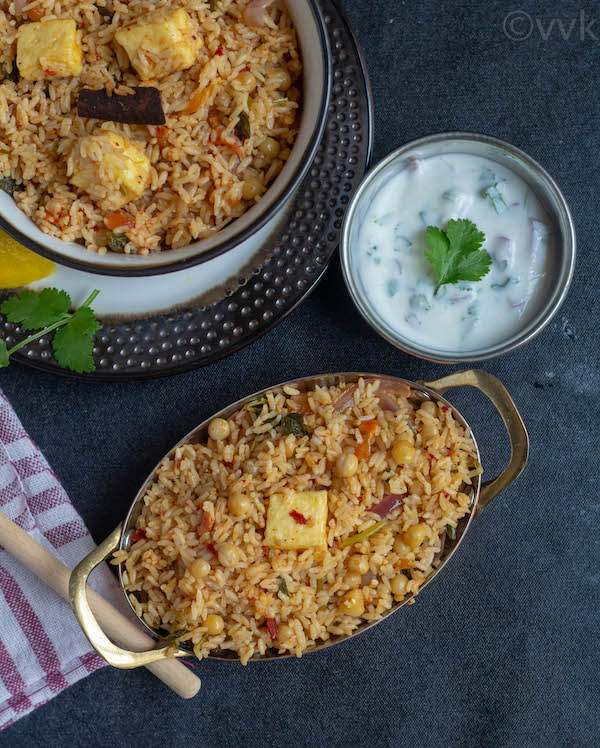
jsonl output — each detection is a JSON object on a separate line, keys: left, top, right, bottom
{"left": 114, "top": 9, "right": 202, "bottom": 81}
{"left": 17, "top": 20, "right": 83, "bottom": 81}
{"left": 264, "top": 491, "right": 328, "bottom": 550}
{"left": 70, "top": 132, "right": 150, "bottom": 211}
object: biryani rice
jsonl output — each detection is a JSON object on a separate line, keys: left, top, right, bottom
{"left": 0, "top": 0, "right": 301, "bottom": 253}
{"left": 112, "top": 378, "right": 481, "bottom": 665}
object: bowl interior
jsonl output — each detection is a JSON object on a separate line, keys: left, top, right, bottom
{"left": 0, "top": 0, "right": 329, "bottom": 274}
{"left": 117, "top": 372, "right": 482, "bottom": 661}
{"left": 342, "top": 134, "right": 575, "bottom": 362}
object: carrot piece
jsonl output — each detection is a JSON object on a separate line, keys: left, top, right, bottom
{"left": 27, "top": 7, "right": 43, "bottom": 19}
{"left": 105, "top": 211, "right": 135, "bottom": 231}
{"left": 355, "top": 419, "right": 378, "bottom": 461}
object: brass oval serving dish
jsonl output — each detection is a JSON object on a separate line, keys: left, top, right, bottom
{"left": 69, "top": 369, "right": 528, "bottom": 668}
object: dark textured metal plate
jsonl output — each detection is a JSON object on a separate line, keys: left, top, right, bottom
{"left": 1, "top": 0, "right": 373, "bottom": 380}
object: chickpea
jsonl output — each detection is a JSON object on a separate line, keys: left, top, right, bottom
{"left": 401, "top": 523, "right": 429, "bottom": 550}
{"left": 190, "top": 558, "right": 211, "bottom": 579}
{"left": 393, "top": 538, "right": 410, "bottom": 556}
{"left": 420, "top": 422, "right": 438, "bottom": 441}
{"left": 205, "top": 614, "right": 224, "bottom": 635}
{"left": 276, "top": 623, "right": 293, "bottom": 643}
{"left": 208, "top": 417, "right": 230, "bottom": 441}
{"left": 391, "top": 440, "right": 416, "bottom": 465}
{"left": 347, "top": 555, "right": 369, "bottom": 575}
{"left": 253, "top": 154, "right": 268, "bottom": 170}
{"left": 228, "top": 492, "right": 251, "bottom": 517}
{"left": 338, "top": 588, "right": 365, "bottom": 617}
{"left": 265, "top": 70, "right": 292, "bottom": 91}
{"left": 235, "top": 70, "right": 256, "bottom": 91}
{"left": 242, "top": 175, "right": 264, "bottom": 200}
{"left": 420, "top": 400, "right": 438, "bottom": 416}
{"left": 344, "top": 572, "right": 363, "bottom": 589}
{"left": 336, "top": 452, "right": 359, "bottom": 478}
{"left": 390, "top": 573, "right": 408, "bottom": 597}
{"left": 218, "top": 542, "right": 241, "bottom": 568}
{"left": 258, "top": 136, "right": 281, "bottom": 159}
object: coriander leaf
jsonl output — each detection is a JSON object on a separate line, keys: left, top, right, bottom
{"left": 235, "top": 110, "right": 251, "bottom": 142}
{"left": 455, "top": 249, "right": 492, "bottom": 283}
{"left": 425, "top": 219, "right": 490, "bottom": 292}
{"left": 280, "top": 413, "right": 307, "bottom": 436}
{"left": 444, "top": 219, "right": 485, "bottom": 257}
{"left": 51, "top": 307, "right": 100, "bottom": 373}
{"left": 159, "top": 628, "right": 189, "bottom": 644}
{"left": 0, "top": 339, "right": 9, "bottom": 368}
{"left": 1, "top": 288, "right": 71, "bottom": 330}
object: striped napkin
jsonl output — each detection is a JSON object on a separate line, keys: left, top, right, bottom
{"left": 0, "top": 389, "right": 114, "bottom": 730}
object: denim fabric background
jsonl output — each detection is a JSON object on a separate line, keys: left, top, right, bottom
{"left": 2, "top": 0, "right": 599, "bottom": 746}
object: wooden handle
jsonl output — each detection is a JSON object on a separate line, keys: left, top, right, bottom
{"left": 0, "top": 511, "right": 201, "bottom": 699}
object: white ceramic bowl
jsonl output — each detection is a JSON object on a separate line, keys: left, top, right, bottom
{"left": 0, "top": 0, "right": 331, "bottom": 277}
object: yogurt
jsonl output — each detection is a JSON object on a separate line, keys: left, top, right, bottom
{"left": 355, "top": 153, "right": 554, "bottom": 352}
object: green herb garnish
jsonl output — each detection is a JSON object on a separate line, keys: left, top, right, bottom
{"left": 0, "top": 288, "right": 101, "bottom": 373}
{"left": 160, "top": 628, "right": 189, "bottom": 644}
{"left": 246, "top": 394, "right": 269, "bottom": 414}
{"left": 276, "top": 576, "right": 289, "bottom": 596}
{"left": 446, "top": 525, "right": 457, "bottom": 541}
{"left": 235, "top": 110, "right": 251, "bottom": 142}
{"left": 107, "top": 231, "right": 129, "bottom": 252}
{"left": 483, "top": 183, "right": 508, "bottom": 215}
{"left": 0, "top": 176, "right": 24, "bottom": 196}
{"left": 425, "top": 219, "right": 491, "bottom": 294}
{"left": 342, "top": 521, "right": 386, "bottom": 547}
{"left": 280, "top": 413, "right": 307, "bottom": 436}
{"left": 316, "top": 578, "right": 324, "bottom": 592}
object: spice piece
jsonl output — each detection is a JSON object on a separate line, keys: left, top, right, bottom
{"left": 130, "top": 528, "right": 146, "bottom": 543}
{"left": 290, "top": 509, "right": 308, "bottom": 525}
{"left": 78, "top": 87, "right": 166, "bottom": 125}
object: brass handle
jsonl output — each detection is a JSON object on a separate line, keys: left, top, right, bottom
{"left": 69, "top": 524, "right": 187, "bottom": 669}
{"left": 420, "top": 369, "right": 529, "bottom": 514}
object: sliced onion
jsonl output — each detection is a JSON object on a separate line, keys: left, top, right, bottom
{"left": 378, "top": 394, "right": 399, "bottom": 412}
{"left": 244, "top": 0, "right": 274, "bottom": 26}
{"left": 375, "top": 378, "right": 411, "bottom": 397}
{"left": 332, "top": 378, "right": 411, "bottom": 412}
{"left": 370, "top": 493, "right": 407, "bottom": 517}
{"left": 332, "top": 383, "right": 357, "bottom": 412}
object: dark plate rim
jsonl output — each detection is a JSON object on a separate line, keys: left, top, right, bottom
{"left": 0, "top": 0, "right": 332, "bottom": 278}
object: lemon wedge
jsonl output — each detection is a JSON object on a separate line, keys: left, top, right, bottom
{"left": 0, "top": 229, "right": 56, "bottom": 289}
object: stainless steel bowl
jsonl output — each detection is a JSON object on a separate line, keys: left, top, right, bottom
{"left": 340, "top": 132, "right": 576, "bottom": 363}
{"left": 69, "top": 369, "right": 528, "bottom": 668}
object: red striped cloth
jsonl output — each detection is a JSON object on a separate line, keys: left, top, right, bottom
{"left": 0, "top": 389, "right": 114, "bottom": 730}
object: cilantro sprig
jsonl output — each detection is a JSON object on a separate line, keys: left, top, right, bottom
{"left": 424, "top": 219, "right": 492, "bottom": 294}
{"left": 0, "top": 288, "right": 101, "bottom": 373}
